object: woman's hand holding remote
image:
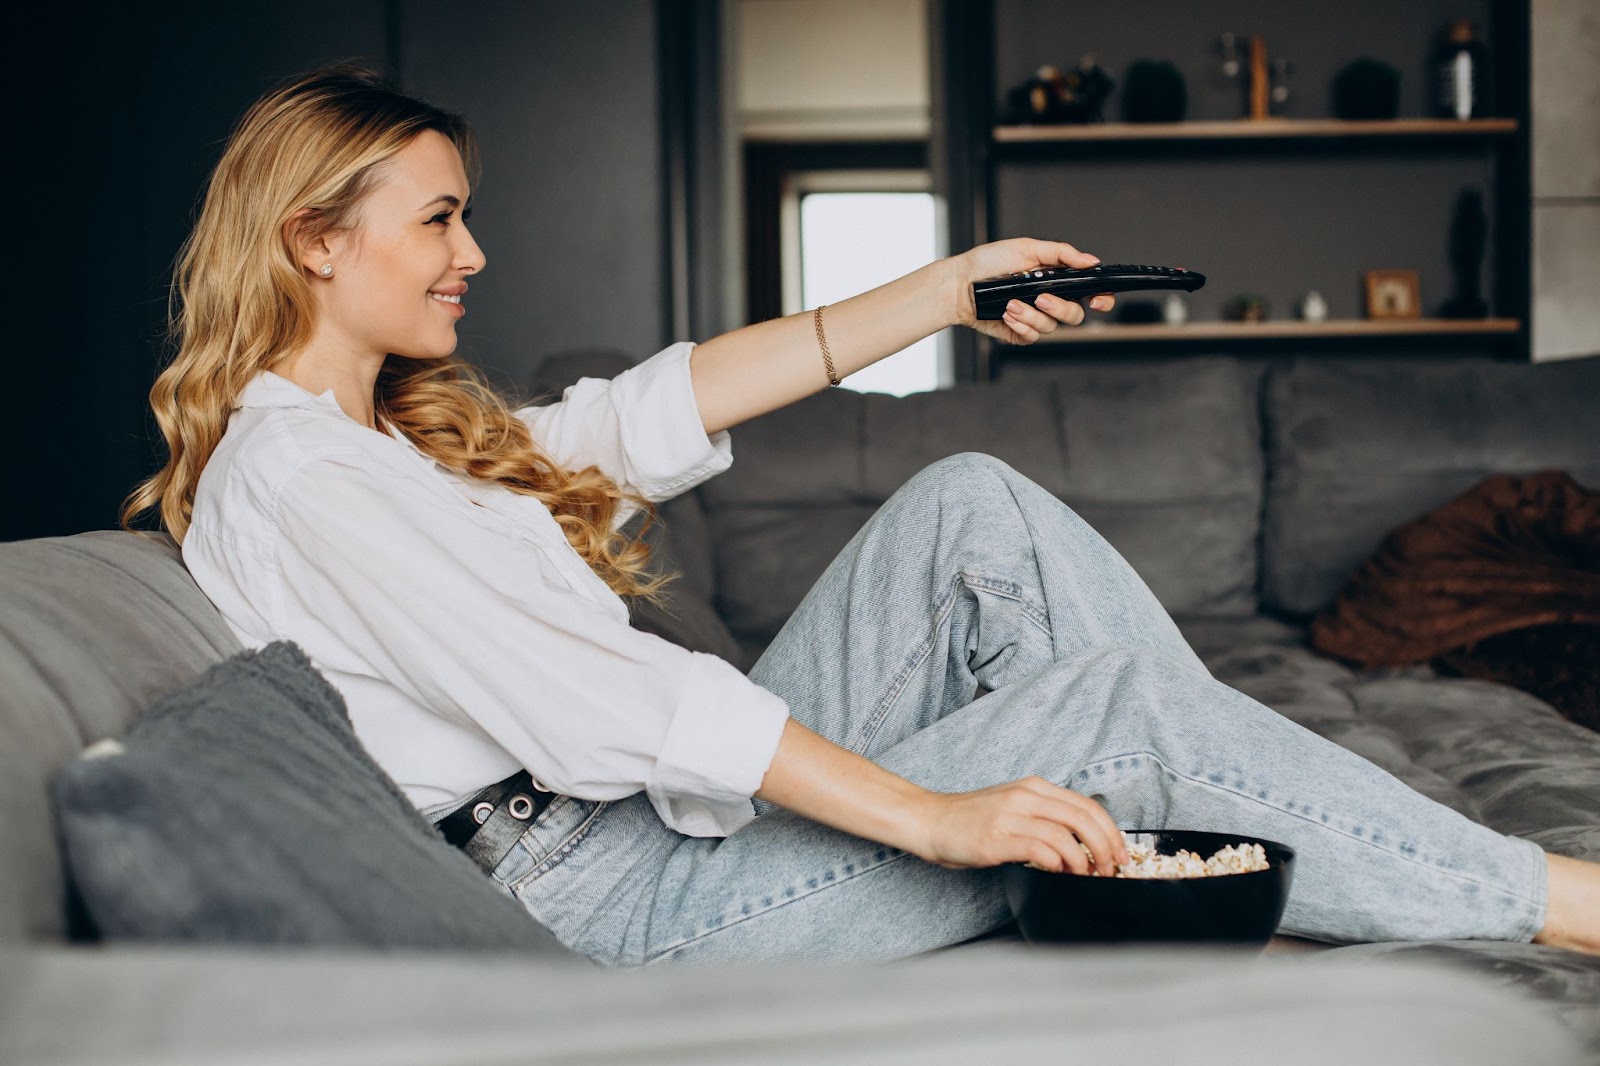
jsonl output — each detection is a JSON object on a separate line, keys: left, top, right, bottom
{"left": 948, "top": 237, "right": 1117, "bottom": 345}
{"left": 689, "top": 236, "right": 1112, "bottom": 436}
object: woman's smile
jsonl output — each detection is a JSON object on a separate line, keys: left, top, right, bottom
{"left": 429, "top": 290, "right": 466, "bottom": 318}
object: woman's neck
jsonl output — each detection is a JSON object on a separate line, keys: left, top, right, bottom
{"left": 269, "top": 344, "right": 386, "bottom": 430}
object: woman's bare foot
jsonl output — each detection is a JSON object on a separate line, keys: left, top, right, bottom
{"left": 1531, "top": 853, "right": 1600, "bottom": 954}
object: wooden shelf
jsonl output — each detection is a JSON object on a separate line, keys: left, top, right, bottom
{"left": 1035, "top": 318, "right": 1523, "bottom": 344}
{"left": 994, "top": 118, "right": 1519, "bottom": 143}
{"left": 937, "top": 2, "right": 1535, "bottom": 377}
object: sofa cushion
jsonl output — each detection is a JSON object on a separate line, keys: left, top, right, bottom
{"left": 1175, "top": 617, "right": 1484, "bottom": 822}
{"left": 703, "top": 358, "right": 1264, "bottom": 658}
{"left": 1262, "top": 357, "right": 1600, "bottom": 617}
{"left": 709, "top": 502, "right": 882, "bottom": 664}
{"left": 0, "top": 531, "right": 242, "bottom": 945}
{"left": 1347, "top": 677, "right": 1600, "bottom": 861}
{"left": 0, "top": 943, "right": 1587, "bottom": 1066}
{"left": 1314, "top": 941, "right": 1600, "bottom": 1059}
{"left": 1433, "top": 623, "right": 1600, "bottom": 734}
{"left": 1174, "top": 614, "right": 1600, "bottom": 862}
{"left": 53, "top": 640, "right": 580, "bottom": 957}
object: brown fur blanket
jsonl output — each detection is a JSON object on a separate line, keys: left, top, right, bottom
{"left": 1310, "top": 470, "right": 1600, "bottom": 729}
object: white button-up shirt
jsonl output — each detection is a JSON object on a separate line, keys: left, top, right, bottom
{"left": 182, "top": 341, "right": 791, "bottom": 837}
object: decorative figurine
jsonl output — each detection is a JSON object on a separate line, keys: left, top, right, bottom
{"left": 1225, "top": 294, "right": 1270, "bottom": 322}
{"left": 1269, "top": 58, "right": 1294, "bottom": 116}
{"left": 1246, "top": 36, "right": 1270, "bottom": 119}
{"left": 1440, "top": 187, "right": 1490, "bottom": 318}
{"left": 1299, "top": 290, "right": 1329, "bottom": 322}
{"left": 1000, "top": 58, "right": 1115, "bottom": 125}
{"left": 1214, "top": 33, "right": 1243, "bottom": 84}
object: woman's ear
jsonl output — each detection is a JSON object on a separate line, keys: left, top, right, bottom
{"left": 283, "top": 207, "right": 335, "bottom": 276}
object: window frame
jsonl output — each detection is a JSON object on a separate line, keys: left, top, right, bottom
{"left": 741, "top": 140, "right": 949, "bottom": 391}
{"left": 779, "top": 169, "right": 935, "bottom": 318}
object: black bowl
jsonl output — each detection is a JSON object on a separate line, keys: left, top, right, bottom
{"left": 1001, "top": 829, "right": 1295, "bottom": 947}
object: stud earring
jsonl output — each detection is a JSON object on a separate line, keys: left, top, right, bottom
{"left": 319, "top": 263, "right": 333, "bottom": 277}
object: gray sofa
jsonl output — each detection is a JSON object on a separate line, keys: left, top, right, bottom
{"left": 596, "top": 350, "right": 1600, "bottom": 1047}
{"left": 3, "top": 352, "right": 1598, "bottom": 1063}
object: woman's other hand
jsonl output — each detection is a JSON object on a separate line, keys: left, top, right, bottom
{"left": 948, "top": 237, "right": 1117, "bottom": 345}
{"left": 755, "top": 718, "right": 1129, "bottom": 877}
{"left": 914, "top": 776, "right": 1130, "bottom": 876}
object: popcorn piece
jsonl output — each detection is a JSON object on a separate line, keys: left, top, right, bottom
{"left": 1110, "top": 832, "right": 1270, "bottom": 879}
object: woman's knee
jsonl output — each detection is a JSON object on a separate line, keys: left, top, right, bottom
{"left": 1040, "top": 643, "right": 1203, "bottom": 727}
{"left": 917, "top": 451, "right": 1016, "bottom": 488}
{"left": 1047, "top": 641, "right": 1179, "bottom": 676}
{"left": 902, "top": 452, "right": 1030, "bottom": 515}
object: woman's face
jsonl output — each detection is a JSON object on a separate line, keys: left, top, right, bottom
{"left": 306, "top": 129, "right": 487, "bottom": 363}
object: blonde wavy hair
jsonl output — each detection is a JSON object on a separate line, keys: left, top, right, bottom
{"left": 121, "top": 62, "right": 676, "bottom": 608}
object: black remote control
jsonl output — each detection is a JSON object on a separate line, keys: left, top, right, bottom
{"left": 973, "top": 264, "right": 1206, "bottom": 320}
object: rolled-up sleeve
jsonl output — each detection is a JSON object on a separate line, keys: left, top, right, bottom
{"left": 271, "top": 451, "right": 789, "bottom": 837}
{"left": 514, "top": 341, "right": 732, "bottom": 529}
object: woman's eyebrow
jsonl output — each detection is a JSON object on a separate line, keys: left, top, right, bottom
{"left": 417, "top": 194, "right": 473, "bottom": 211}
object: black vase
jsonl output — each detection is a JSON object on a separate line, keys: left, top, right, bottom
{"left": 1333, "top": 58, "right": 1401, "bottom": 120}
{"left": 1123, "top": 60, "right": 1187, "bottom": 123}
{"left": 1441, "top": 187, "right": 1490, "bottom": 318}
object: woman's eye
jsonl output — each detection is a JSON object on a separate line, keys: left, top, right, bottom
{"left": 428, "top": 211, "right": 452, "bottom": 226}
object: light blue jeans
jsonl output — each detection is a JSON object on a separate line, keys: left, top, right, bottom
{"left": 487, "top": 453, "right": 1549, "bottom": 967}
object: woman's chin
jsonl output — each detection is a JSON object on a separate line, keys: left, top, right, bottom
{"left": 390, "top": 344, "right": 459, "bottom": 362}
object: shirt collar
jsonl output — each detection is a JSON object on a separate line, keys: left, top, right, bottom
{"left": 236, "top": 369, "right": 423, "bottom": 454}
{"left": 237, "top": 368, "right": 345, "bottom": 413}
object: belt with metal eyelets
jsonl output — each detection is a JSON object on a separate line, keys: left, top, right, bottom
{"left": 434, "top": 769, "right": 558, "bottom": 876}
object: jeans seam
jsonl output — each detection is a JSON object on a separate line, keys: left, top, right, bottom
{"left": 645, "top": 847, "right": 913, "bottom": 961}
{"left": 1506, "top": 836, "right": 1550, "bottom": 942}
{"left": 851, "top": 570, "right": 1052, "bottom": 755}
{"left": 992, "top": 469, "right": 1076, "bottom": 653}
{"left": 959, "top": 571, "right": 1053, "bottom": 637}
{"left": 507, "top": 799, "right": 612, "bottom": 890}
{"left": 849, "top": 575, "right": 964, "bottom": 755}
{"left": 1102, "top": 751, "right": 1546, "bottom": 910}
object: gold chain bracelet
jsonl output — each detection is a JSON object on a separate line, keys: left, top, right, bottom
{"left": 813, "top": 305, "right": 840, "bottom": 387}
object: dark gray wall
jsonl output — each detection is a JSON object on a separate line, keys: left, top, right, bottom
{"left": 991, "top": 0, "right": 1500, "bottom": 322}
{"left": 8, "top": 2, "right": 666, "bottom": 542}
{"left": 398, "top": 0, "right": 668, "bottom": 388}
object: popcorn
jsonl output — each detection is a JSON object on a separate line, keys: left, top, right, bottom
{"left": 1108, "top": 833, "right": 1269, "bottom": 879}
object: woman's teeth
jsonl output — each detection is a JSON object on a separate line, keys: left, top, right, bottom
{"left": 429, "top": 292, "right": 462, "bottom": 304}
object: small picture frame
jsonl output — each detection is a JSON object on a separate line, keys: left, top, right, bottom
{"left": 1364, "top": 269, "right": 1421, "bottom": 319}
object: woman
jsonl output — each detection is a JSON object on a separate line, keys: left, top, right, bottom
{"left": 125, "top": 63, "right": 1599, "bottom": 967}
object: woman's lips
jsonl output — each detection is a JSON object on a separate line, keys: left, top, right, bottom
{"left": 429, "top": 293, "right": 465, "bottom": 318}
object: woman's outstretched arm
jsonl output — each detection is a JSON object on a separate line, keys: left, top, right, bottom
{"left": 753, "top": 716, "right": 1131, "bottom": 877}
{"left": 687, "top": 238, "right": 1115, "bottom": 437}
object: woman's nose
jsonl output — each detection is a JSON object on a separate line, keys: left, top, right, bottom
{"left": 458, "top": 231, "right": 486, "bottom": 276}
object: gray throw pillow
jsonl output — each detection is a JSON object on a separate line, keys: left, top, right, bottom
{"left": 51, "top": 640, "right": 583, "bottom": 959}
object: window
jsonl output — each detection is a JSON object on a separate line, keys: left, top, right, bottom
{"left": 742, "top": 142, "right": 944, "bottom": 394}
{"left": 781, "top": 170, "right": 944, "bottom": 396}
